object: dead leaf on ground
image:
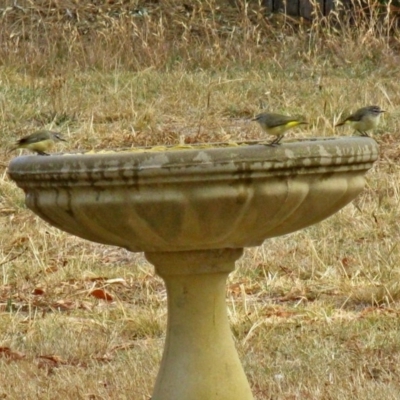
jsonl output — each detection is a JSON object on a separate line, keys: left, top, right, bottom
{"left": 38, "top": 354, "right": 67, "bottom": 365}
{"left": 0, "top": 347, "right": 26, "bottom": 361}
{"left": 44, "top": 265, "right": 59, "bottom": 274}
{"left": 263, "top": 306, "right": 296, "bottom": 319}
{"left": 90, "top": 289, "right": 114, "bottom": 302}
{"left": 32, "top": 287, "right": 45, "bottom": 295}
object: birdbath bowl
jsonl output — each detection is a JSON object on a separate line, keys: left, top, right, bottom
{"left": 8, "top": 137, "right": 378, "bottom": 399}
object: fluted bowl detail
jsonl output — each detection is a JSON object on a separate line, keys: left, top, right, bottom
{"left": 8, "top": 137, "right": 379, "bottom": 252}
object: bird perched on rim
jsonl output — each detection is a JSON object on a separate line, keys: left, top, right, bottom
{"left": 11, "top": 130, "right": 66, "bottom": 155}
{"left": 252, "top": 112, "right": 308, "bottom": 146}
{"left": 335, "top": 105, "right": 385, "bottom": 137}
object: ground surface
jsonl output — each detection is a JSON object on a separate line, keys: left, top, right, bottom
{"left": 1, "top": 1, "right": 400, "bottom": 399}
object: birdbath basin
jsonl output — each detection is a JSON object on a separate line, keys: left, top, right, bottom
{"left": 8, "top": 137, "right": 378, "bottom": 400}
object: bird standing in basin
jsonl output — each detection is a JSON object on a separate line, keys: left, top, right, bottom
{"left": 11, "top": 130, "right": 67, "bottom": 155}
{"left": 335, "top": 105, "right": 385, "bottom": 137}
{"left": 252, "top": 112, "right": 308, "bottom": 146}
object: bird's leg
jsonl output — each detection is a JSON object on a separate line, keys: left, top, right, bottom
{"left": 357, "top": 130, "right": 369, "bottom": 137}
{"left": 268, "top": 135, "right": 283, "bottom": 146}
{"left": 37, "top": 151, "right": 50, "bottom": 156}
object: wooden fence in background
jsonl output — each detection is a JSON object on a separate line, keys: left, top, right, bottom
{"left": 261, "top": 0, "right": 353, "bottom": 19}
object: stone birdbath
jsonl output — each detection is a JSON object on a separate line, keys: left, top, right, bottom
{"left": 8, "top": 137, "right": 378, "bottom": 400}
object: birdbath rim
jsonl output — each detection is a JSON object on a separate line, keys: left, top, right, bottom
{"left": 8, "top": 136, "right": 379, "bottom": 186}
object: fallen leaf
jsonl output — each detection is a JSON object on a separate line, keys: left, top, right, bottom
{"left": 38, "top": 354, "right": 67, "bottom": 366}
{"left": 44, "top": 266, "right": 59, "bottom": 273}
{"left": 90, "top": 289, "right": 113, "bottom": 301}
{"left": 0, "top": 347, "right": 26, "bottom": 360}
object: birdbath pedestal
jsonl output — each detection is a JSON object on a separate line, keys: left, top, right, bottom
{"left": 8, "top": 138, "right": 379, "bottom": 400}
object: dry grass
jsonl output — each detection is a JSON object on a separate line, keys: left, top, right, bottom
{"left": 1, "top": 0, "right": 400, "bottom": 398}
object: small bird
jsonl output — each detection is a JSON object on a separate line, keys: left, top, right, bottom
{"left": 252, "top": 112, "right": 308, "bottom": 146}
{"left": 335, "top": 105, "right": 385, "bottom": 137}
{"left": 11, "top": 130, "right": 66, "bottom": 155}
